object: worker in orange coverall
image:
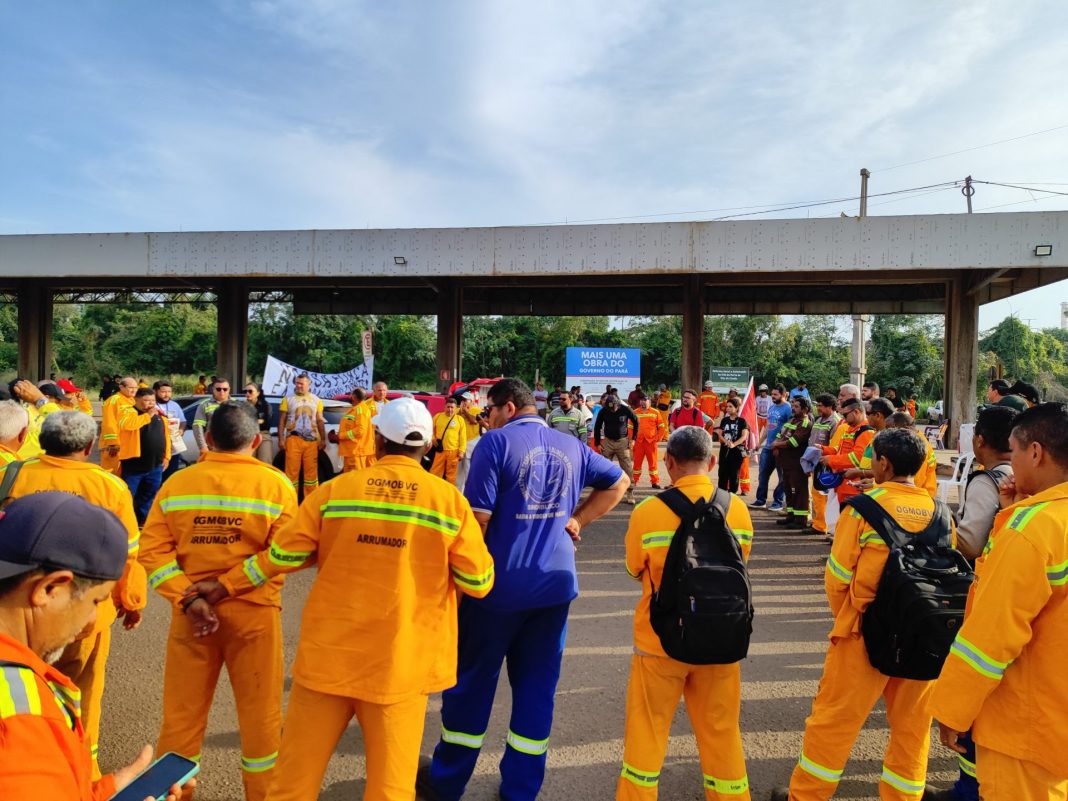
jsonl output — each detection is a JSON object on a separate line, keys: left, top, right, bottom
{"left": 337, "top": 387, "right": 366, "bottom": 472}
{"left": 140, "top": 402, "right": 297, "bottom": 801}
{"left": 618, "top": 426, "right": 754, "bottom": 800}
{"left": 929, "top": 402, "right": 1068, "bottom": 801}
{"left": 632, "top": 396, "right": 666, "bottom": 488}
{"left": 0, "top": 411, "right": 146, "bottom": 779}
{"left": 772, "top": 428, "right": 956, "bottom": 801}
{"left": 184, "top": 398, "right": 494, "bottom": 801}
{"left": 0, "top": 493, "right": 193, "bottom": 801}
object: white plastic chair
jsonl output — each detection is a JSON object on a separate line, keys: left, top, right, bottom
{"left": 958, "top": 423, "right": 975, "bottom": 455}
{"left": 937, "top": 452, "right": 975, "bottom": 504}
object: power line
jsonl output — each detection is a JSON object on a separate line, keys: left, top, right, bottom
{"left": 708, "top": 181, "right": 961, "bottom": 221}
{"left": 873, "top": 123, "right": 1068, "bottom": 173}
{"left": 973, "top": 179, "right": 1068, "bottom": 198}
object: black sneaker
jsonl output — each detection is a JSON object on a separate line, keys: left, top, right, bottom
{"left": 775, "top": 516, "right": 793, "bottom": 526}
{"left": 768, "top": 787, "right": 790, "bottom": 801}
{"left": 415, "top": 758, "right": 441, "bottom": 801}
{"left": 922, "top": 787, "right": 960, "bottom": 801}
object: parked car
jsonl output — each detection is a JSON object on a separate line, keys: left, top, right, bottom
{"left": 926, "top": 400, "right": 944, "bottom": 423}
{"left": 180, "top": 396, "right": 348, "bottom": 479}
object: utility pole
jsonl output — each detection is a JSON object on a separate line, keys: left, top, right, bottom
{"left": 963, "top": 175, "right": 974, "bottom": 213}
{"left": 851, "top": 168, "right": 872, "bottom": 387}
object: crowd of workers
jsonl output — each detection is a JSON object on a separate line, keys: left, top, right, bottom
{"left": 0, "top": 365, "right": 1063, "bottom": 801}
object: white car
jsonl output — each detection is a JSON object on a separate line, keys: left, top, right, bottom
{"left": 926, "top": 400, "right": 944, "bottom": 423}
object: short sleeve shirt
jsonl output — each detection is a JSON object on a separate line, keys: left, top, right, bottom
{"left": 463, "top": 414, "right": 623, "bottom": 611}
{"left": 763, "top": 401, "right": 793, "bottom": 449}
{"left": 280, "top": 393, "right": 324, "bottom": 440}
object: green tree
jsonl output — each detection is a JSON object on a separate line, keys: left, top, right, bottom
{"left": 868, "top": 315, "right": 944, "bottom": 400}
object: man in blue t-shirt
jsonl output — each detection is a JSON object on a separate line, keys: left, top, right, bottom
{"left": 752, "top": 383, "right": 792, "bottom": 510}
{"left": 420, "top": 378, "right": 628, "bottom": 801}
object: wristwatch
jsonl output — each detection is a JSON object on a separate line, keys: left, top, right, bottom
{"left": 34, "top": 397, "right": 48, "bottom": 409}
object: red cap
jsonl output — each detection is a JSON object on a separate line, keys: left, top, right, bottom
{"left": 56, "top": 379, "right": 83, "bottom": 394}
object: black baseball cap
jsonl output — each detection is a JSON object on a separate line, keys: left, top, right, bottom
{"left": 37, "top": 381, "right": 66, "bottom": 400}
{"left": 0, "top": 493, "right": 128, "bottom": 581}
{"left": 840, "top": 398, "right": 864, "bottom": 412}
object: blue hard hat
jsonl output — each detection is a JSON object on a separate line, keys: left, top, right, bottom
{"left": 813, "top": 465, "right": 844, "bottom": 492}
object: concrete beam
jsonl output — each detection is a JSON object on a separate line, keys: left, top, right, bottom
{"left": 944, "top": 275, "right": 980, "bottom": 448}
{"left": 216, "top": 281, "right": 249, "bottom": 389}
{"left": 16, "top": 283, "right": 53, "bottom": 380}
{"left": 680, "top": 277, "right": 704, "bottom": 394}
{"left": 435, "top": 281, "right": 463, "bottom": 392}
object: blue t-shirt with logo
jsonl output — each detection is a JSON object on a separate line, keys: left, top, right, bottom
{"left": 763, "top": 400, "right": 793, "bottom": 450}
{"left": 464, "top": 414, "right": 624, "bottom": 612}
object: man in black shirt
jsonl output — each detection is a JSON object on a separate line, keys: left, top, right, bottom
{"left": 593, "top": 394, "right": 639, "bottom": 504}
{"left": 120, "top": 387, "right": 170, "bottom": 524}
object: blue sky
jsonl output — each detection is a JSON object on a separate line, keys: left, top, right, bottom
{"left": 2, "top": 0, "right": 1067, "bottom": 329}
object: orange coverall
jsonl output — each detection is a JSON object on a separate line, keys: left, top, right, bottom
{"left": 698, "top": 391, "right": 720, "bottom": 422}
{"left": 821, "top": 421, "right": 875, "bottom": 503}
{"left": 929, "top": 481, "right": 1068, "bottom": 800}
{"left": 789, "top": 483, "right": 955, "bottom": 800}
{"left": 354, "top": 397, "right": 388, "bottom": 468}
{"left": 117, "top": 404, "right": 172, "bottom": 464}
{"left": 632, "top": 409, "right": 665, "bottom": 488}
{"left": 139, "top": 451, "right": 298, "bottom": 801}
{"left": 0, "top": 633, "right": 119, "bottom": 800}
{"left": 619, "top": 474, "right": 755, "bottom": 800}
{"left": 337, "top": 402, "right": 363, "bottom": 472}
{"left": 0, "top": 455, "right": 145, "bottom": 775}
{"left": 280, "top": 393, "right": 324, "bottom": 493}
{"left": 99, "top": 392, "right": 132, "bottom": 472}
{"left": 217, "top": 455, "right": 495, "bottom": 801}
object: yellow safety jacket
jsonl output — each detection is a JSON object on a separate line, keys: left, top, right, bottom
{"left": 100, "top": 394, "right": 133, "bottom": 451}
{"left": 337, "top": 403, "right": 364, "bottom": 458}
{"left": 432, "top": 412, "right": 467, "bottom": 453}
{"left": 218, "top": 455, "right": 494, "bottom": 703}
{"left": 354, "top": 397, "right": 388, "bottom": 457}
{"left": 0, "top": 444, "right": 18, "bottom": 465}
{"left": 929, "top": 481, "right": 1068, "bottom": 777}
{"left": 16, "top": 400, "right": 61, "bottom": 460}
{"left": 139, "top": 451, "right": 297, "bottom": 610}
{"left": 625, "top": 474, "right": 754, "bottom": 657}
{"left": 117, "top": 406, "right": 172, "bottom": 464}
{"left": 0, "top": 456, "right": 146, "bottom": 626}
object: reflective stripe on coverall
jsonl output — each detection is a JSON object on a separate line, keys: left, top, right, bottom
{"left": 338, "top": 403, "right": 363, "bottom": 472}
{"left": 821, "top": 423, "right": 875, "bottom": 503}
{"left": 0, "top": 633, "right": 119, "bottom": 800}
{"left": 619, "top": 474, "right": 754, "bottom": 800}
{"left": 280, "top": 394, "right": 323, "bottom": 492}
{"left": 217, "top": 455, "right": 494, "bottom": 801}
{"left": 139, "top": 451, "right": 298, "bottom": 801}
{"left": 929, "top": 481, "right": 1068, "bottom": 798}
{"left": 0, "top": 455, "right": 145, "bottom": 777}
{"left": 789, "top": 483, "right": 954, "bottom": 801}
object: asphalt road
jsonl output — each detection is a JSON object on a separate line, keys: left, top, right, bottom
{"left": 98, "top": 478, "right": 958, "bottom": 800}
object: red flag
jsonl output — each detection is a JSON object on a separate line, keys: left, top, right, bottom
{"left": 739, "top": 378, "right": 759, "bottom": 450}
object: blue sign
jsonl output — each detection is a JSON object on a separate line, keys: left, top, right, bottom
{"left": 565, "top": 347, "right": 641, "bottom": 379}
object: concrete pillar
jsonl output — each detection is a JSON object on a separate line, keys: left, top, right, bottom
{"left": 215, "top": 281, "right": 249, "bottom": 387}
{"left": 17, "top": 282, "right": 54, "bottom": 380}
{"left": 680, "top": 277, "right": 704, "bottom": 393}
{"left": 849, "top": 313, "right": 870, "bottom": 388}
{"left": 944, "top": 276, "right": 979, "bottom": 449}
{"left": 435, "top": 281, "right": 463, "bottom": 392}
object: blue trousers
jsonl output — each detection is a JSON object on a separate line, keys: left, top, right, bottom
{"left": 123, "top": 465, "right": 163, "bottom": 525}
{"left": 952, "top": 729, "right": 979, "bottom": 801}
{"left": 429, "top": 599, "right": 570, "bottom": 801}
{"left": 754, "top": 448, "right": 785, "bottom": 507}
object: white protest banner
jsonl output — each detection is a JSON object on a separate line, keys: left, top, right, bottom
{"left": 262, "top": 355, "right": 374, "bottom": 399}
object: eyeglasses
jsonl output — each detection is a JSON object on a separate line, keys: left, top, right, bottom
{"left": 215, "top": 387, "right": 231, "bottom": 393}
{"left": 244, "top": 389, "right": 256, "bottom": 394}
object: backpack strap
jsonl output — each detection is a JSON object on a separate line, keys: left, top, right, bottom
{"left": 842, "top": 492, "right": 909, "bottom": 549}
{"left": 656, "top": 487, "right": 702, "bottom": 522}
{"left": 709, "top": 487, "right": 732, "bottom": 522}
{"left": 916, "top": 499, "right": 954, "bottom": 548}
{"left": 0, "top": 460, "right": 25, "bottom": 507}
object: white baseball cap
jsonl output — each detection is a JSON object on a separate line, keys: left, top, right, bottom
{"left": 371, "top": 397, "right": 433, "bottom": 446}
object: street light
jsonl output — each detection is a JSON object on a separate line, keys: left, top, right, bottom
{"left": 394, "top": 256, "right": 407, "bottom": 265}
{"left": 1034, "top": 245, "right": 1053, "bottom": 257}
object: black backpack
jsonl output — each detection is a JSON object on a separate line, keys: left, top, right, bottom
{"left": 649, "top": 488, "right": 753, "bottom": 664}
{"left": 844, "top": 493, "right": 974, "bottom": 680}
